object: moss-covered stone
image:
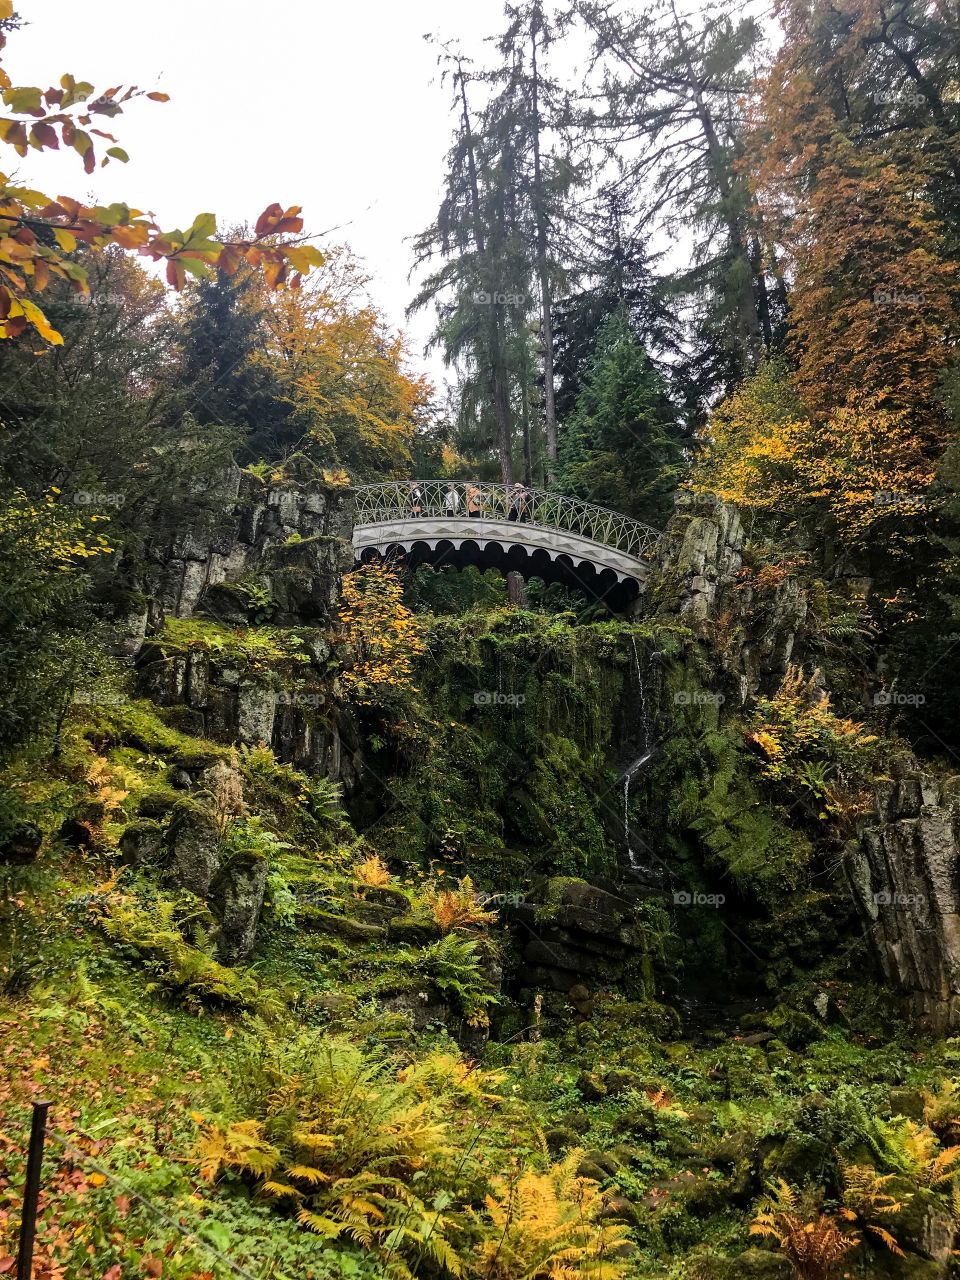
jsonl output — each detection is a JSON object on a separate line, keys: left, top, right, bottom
{"left": 118, "top": 819, "right": 166, "bottom": 867}
{"left": 686, "top": 1249, "right": 791, "bottom": 1280}
{"left": 299, "top": 907, "right": 387, "bottom": 943}
{"left": 167, "top": 799, "right": 221, "bottom": 898}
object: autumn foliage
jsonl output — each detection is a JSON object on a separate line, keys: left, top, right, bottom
{"left": 338, "top": 561, "right": 426, "bottom": 701}
{"left": 693, "top": 0, "right": 959, "bottom": 551}
{"left": 0, "top": 3, "right": 323, "bottom": 344}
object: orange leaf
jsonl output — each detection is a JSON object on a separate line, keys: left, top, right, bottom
{"left": 165, "top": 259, "right": 186, "bottom": 290}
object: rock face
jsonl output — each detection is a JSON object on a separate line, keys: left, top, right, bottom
{"left": 136, "top": 642, "right": 362, "bottom": 789}
{"left": 651, "top": 492, "right": 746, "bottom": 625}
{"left": 126, "top": 471, "right": 361, "bottom": 790}
{"left": 648, "top": 491, "right": 808, "bottom": 704}
{"left": 148, "top": 468, "right": 355, "bottom": 626}
{"left": 512, "top": 878, "right": 653, "bottom": 1002}
{"left": 847, "top": 757, "right": 960, "bottom": 1031}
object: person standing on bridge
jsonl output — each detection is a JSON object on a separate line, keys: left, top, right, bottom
{"left": 409, "top": 482, "right": 423, "bottom": 517}
{"left": 466, "top": 483, "right": 482, "bottom": 518}
{"left": 444, "top": 482, "right": 462, "bottom": 516}
{"left": 509, "top": 482, "right": 531, "bottom": 522}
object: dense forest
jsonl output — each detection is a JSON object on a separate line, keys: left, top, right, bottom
{"left": 1, "top": 0, "right": 959, "bottom": 1277}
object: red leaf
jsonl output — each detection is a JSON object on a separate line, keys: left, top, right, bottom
{"left": 165, "top": 259, "right": 186, "bottom": 290}
{"left": 254, "top": 202, "right": 283, "bottom": 236}
{"left": 31, "top": 122, "right": 58, "bottom": 149}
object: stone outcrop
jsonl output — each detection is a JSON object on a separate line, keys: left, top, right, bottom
{"left": 650, "top": 492, "right": 746, "bottom": 625}
{"left": 117, "top": 783, "right": 268, "bottom": 966}
{"left": 150, "top": 468, "right": 355, "bottom": 626}
{"left": 648, "top": 491, "right": 808, "bottom": 704}
{"left": 136, "top": 641, "right": 362, "bottom": 788}
{"left": 847, "top": 755, "right": 960, "bottom": 1031}
{"left": 512, "top": 878, "right": 653, "bottom": 1008}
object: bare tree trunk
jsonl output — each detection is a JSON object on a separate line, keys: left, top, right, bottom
{"left": 458, "top": 67, "right": 514, "bottom": 485}
{"left": 530, "top": 8, "right": 558, "bottom": 484}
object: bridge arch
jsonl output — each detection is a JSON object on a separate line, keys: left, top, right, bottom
{"left": 353, "top": 482, "right": 661, "bottom": 609}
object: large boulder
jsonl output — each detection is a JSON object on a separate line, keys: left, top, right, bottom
{"left": 166, "top": 800, "right": 221, "bottom": 898}
{"left": 210, "top": 851, "right": 268, "bottom": 965}
{"left": 512, "top": 878, "right": 653, "bottom": 998}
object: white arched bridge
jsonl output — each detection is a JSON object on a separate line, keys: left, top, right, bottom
{"left": 353, "top": 481, "right": 662, "bottom": 607}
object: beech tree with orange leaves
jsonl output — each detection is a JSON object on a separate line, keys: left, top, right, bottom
{"left": 338, "top": 561, "right": 427, "bottom": 704}
{"left": 693, "top": 0, "right": 959, "bottom": 555}
{"left": 0, "top": 3, "right": 323, "bottom": 344}
{"left": 254, "top": 247, "right": 431, "bottom": 477}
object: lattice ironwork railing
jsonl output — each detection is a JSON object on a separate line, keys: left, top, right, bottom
{"left": 353, "top": 481, "right": 662, "bottom": 561}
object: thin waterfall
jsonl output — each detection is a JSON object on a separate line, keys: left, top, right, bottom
{"left": 622, "top": 633, "right": 655, "bottom": 875}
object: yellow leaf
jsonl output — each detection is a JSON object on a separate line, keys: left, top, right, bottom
{"left": 88, "top": 1172, "right": 106, "bottom": 1187}
{"left": 20, "top": 298, "right": 63, "bottom": 346}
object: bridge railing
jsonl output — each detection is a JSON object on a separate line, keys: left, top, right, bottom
{"left": 353, "top": 481, "right": 662, "bottom": 561}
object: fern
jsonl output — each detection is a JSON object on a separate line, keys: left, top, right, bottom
{"left": 750, "top": 1179, "right": 861, "bottom": 1280}
{"left": 471, "top": 1150, "right": 630, "bottom": 1279}
{"left": 195, "top": 1119, "right": 280, "bottom": 1183}
{"left": 418, "top": 932, "right": 499, "bottom": 1026}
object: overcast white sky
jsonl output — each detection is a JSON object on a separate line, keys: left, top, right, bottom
{"left": 8, "top": 0, "right": 515, "bottom": 386}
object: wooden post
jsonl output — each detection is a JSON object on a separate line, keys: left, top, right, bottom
{"left": 16, "top": 1100, "right": 51, "bottom": 1280}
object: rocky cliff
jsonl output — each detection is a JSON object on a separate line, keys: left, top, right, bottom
{"left": 847, "top": 756, "right": 960, "bottom": 1032}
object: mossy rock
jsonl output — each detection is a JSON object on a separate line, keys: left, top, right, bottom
{"left": 765, "top": 1003, "right": 825, "bottom": 1048}
{"left": 603, "top": 1068, "right": 642, "bottom": 1096}
{"left": 167, "top": 799, "right": 222, "bottom": 899}
{"left": 350, "top": 900, "right": 403, "bottom": 926}
{"left": 299, "top": 907, "right": 387, "bottom": 943}
{"left": 386, "top": 915, "right": 443, "bottom": 945}
{"left": 686, "top": 1248, "right": 791, "bottom": 1280}
{"left": 313, "top": 991, "right": 358, "bottom": 1018}
{"left": 676, "top": 1173, "right": 736, "bottom": 1217}
{"left": 575, "top": 1149, "right": 621, "bottom": 1182}
{"left": 560, "top": 1110, "right": 591, "bottom": 1133}
{"left": 885, "top": 1178, "right": 956, "bottom": 1264}
{"left": 118, "top": 819, "right": 166, "bottom": 867}
{"left": 0, "top": 822, "right": 42, "bottom": 865}
{"left": 172, "top": 744, "right": 229, "bottom": 771}
{"left": 597, "top": 1193, "right": 642, "bottom": 1228}
{"left": 545, "top": 1125, "right": 580, "bottom": 1156}
{"left": 711, "top": 1129, "right": 760, "bottom": 1169}
{"left": 577, "top": 1070, "right": 607, "bottom": 1101}
{"left": 763, "top": 1133, "right": 831, "bottom": 1185}
{"left": 889, "top": 1087, "right": 926, "bottom": 1120}
{"left": 137, "top": 788, "right": 180, "bottom": 819}
{"left": 358, "top": 885, "right": 410, "bottom": 912}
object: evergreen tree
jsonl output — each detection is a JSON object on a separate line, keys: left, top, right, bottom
{"left": 552, "top": 187, "right": 684, "bottom": 424}
{"left": 175, "top": 265, "right": 295, "bottom": 460}
{"left": 557, "top": 309, "right": 684, "bottom": 525}
{"left": 411, "top": 49, "right": 522, "bottom": 483}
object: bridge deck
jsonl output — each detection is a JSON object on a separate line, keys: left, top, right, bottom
{"left": 351, "top": 482, "right": 661, "bottom": 601}
{"left": 353, "top": 515, "right": 652, "bottom": 584}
